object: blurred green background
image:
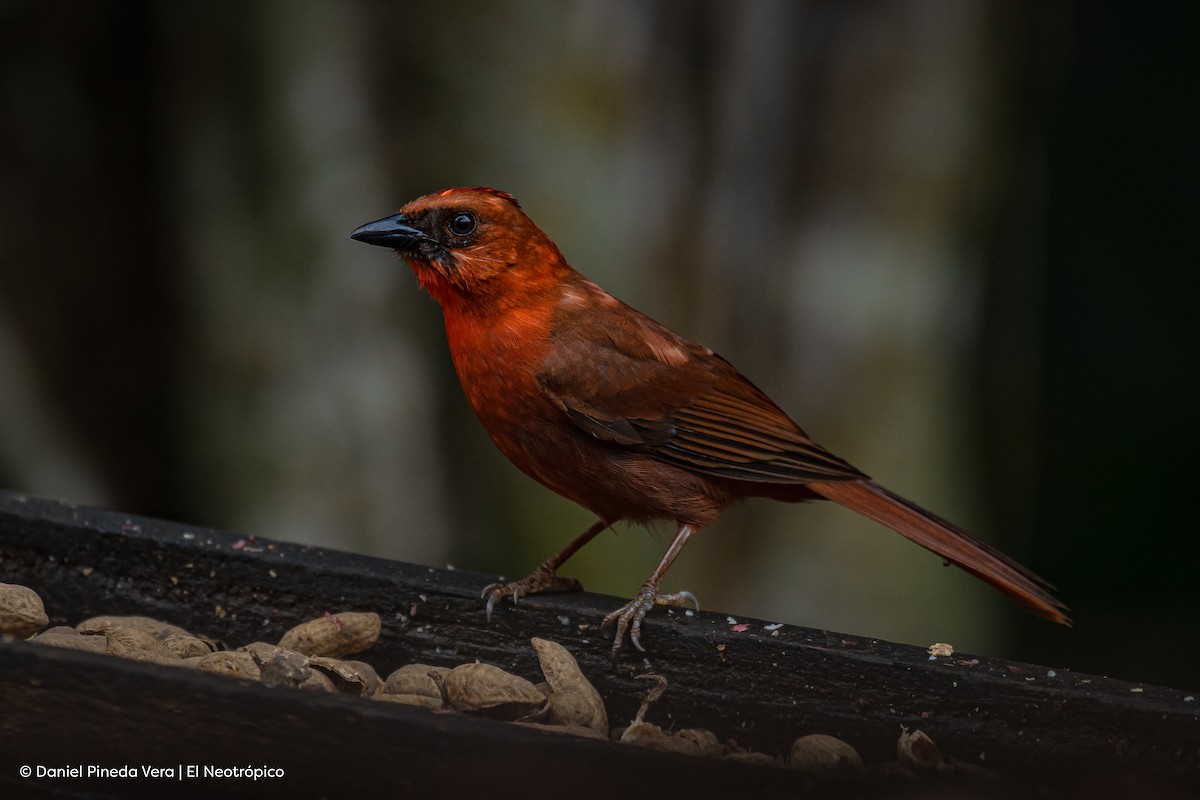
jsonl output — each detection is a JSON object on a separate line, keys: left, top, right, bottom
{"left": 1, "top": 1, "right": 1195, "bottom": 689}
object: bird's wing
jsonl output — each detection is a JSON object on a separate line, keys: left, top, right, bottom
{"left": 537, "top": 297, "right": 864, "bottom": 484}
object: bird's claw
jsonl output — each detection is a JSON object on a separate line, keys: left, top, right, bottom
{"left": 481, "top": 584, "right": 503, "bottom": 622}
{"left": 601, "top": 584, "right": 697, "bottom": 666}
{"left": 480, "top": 567, "right": 583, "bottom": 622}
{"left": 654, "top": 590, "right": 700, "bottom": 611}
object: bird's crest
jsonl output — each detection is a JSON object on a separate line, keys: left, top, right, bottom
{"left": 438, "top": 186, "right": 521, "bottom": 209}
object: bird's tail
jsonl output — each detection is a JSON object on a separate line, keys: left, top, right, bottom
{"left": 809, "top": 479, "right": 1070, "bottom": 625}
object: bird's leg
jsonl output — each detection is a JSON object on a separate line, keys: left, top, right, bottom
{"left": 482, "top": 518, "right": 610, "bottom": 619}
{"left": 601, "top": 524, "right": 701, "bottom": 664}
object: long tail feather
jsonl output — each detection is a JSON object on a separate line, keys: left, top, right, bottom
{"left": 809, "top": 480, "right": 1070, "bottom": 625}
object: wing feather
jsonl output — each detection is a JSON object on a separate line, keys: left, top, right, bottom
{"left": 539, "top": 287, "right": 864, "bottom": 485}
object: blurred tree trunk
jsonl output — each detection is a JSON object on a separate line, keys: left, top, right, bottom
{"left": 155, "top": 0, "right": 452, "bottom": 561}
{"left": 0, "top": 1, "right": 171, "bottom": 512}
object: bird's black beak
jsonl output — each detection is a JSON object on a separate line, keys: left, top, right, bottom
{"left": 350, "top": 214, "right": 431, "bottom": 250}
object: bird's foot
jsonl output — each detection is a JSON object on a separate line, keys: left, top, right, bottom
{"left": 481, "top": 566, "right": 583, "bottom": 621}
{"left": 601, "top": 583, "right": 700, "bottom": 665}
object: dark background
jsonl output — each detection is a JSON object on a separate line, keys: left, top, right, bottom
{"left": 1, "top": 1, "right": 1196, "bottom": 690}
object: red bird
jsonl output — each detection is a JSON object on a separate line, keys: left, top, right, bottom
{"left": 351, "top": 187, "right": 1069, "bottom": 660}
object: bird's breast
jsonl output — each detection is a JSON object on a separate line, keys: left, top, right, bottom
{"left": 441, "top": 301, "right": 555, "bottom": 426}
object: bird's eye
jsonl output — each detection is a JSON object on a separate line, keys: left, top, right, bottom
{"left": 446, "top": 211, "right": 477, "bottom": 238}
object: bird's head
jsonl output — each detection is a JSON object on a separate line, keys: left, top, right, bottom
{"left": 351, "top": 187, "right": 568, "bottom": 306}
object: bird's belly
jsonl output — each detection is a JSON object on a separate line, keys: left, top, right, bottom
{"left": 478, "top": 404, "right": 730, "bottom": 526}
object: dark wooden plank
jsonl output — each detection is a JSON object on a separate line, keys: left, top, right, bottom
{"left": 0, "top": 490, "right": 1196, "bottom": 798}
